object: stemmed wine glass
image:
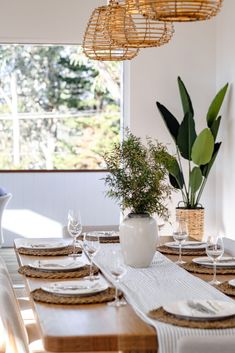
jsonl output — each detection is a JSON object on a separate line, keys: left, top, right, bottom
{"left": 67, "top": 209, "right": 82, "bottom": 259}
{"left": 83, "top": 232, "right": 100, "bottom": 282}
{"left": 107, "top": 249, "right": 127, "bottom": 307}
{"left": 206, "top": 235, "right": 224, "bottom": 285}
{"left": 172, "top": 218, "right": 188, "bottom": 265}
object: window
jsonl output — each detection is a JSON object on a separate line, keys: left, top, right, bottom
{"left": 0, "top": 45, "right": 122, "bottom": 170}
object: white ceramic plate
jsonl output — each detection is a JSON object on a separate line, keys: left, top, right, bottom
{"left": 193, "top": 256, "right": 235, "bottom": 268}
{"left": 163, "top": 300, "right": 235, "bottom": 321}
{"left": 87, "top": 231, "right": 119, "bottom": 238}
{"left": 228, "top": 279, "right": 235, "bottom": 287}
{"left": 22, "top": 241, "right": 68, "bottom": 250}
{"left": 42, "top": 280, "right": 108, "bottom": 296}
{"left": 29, "top": 259, "right": 85, "bottom": 271}
{"left": 165, "top": 241, "right": 206, "bottom": 250}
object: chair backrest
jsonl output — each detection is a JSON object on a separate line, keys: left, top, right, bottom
{"left": 0, "top": 193, "right": 12, "bottom": 245}
{"left": 0, "top": 260, "right": 29, "bottom": 353}
{"left": 176, "top": 335, "right": 235, "bottom": 353}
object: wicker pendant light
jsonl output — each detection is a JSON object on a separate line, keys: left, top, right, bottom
{"left": 106, "top": 1, "right": 174, "bottom": 48}
{"left": 82, "top": 5, "right": 139, "bottom": 61}
{"left": 126, "top": 0, "right": 223, "bottom": 22}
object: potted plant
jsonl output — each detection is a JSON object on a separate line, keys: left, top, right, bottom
{"left": 103, "top": 131, "right": 173, "bottom": 267}
{"left": 156, "top": 77, "right": 228, "bottom": 240}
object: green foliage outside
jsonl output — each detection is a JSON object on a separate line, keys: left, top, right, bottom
{"left": 0, "top": 45, "right": 121, "bottom": 169}
{"left": 103, "top": 131, "right": 174, "bottom": 218}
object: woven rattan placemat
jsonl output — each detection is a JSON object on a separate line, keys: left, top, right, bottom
{"left": 78, "top": 234, "right": 119, "bottom": 244}
{"left": 18, "top": 265, "right": 98, "bottom": 279}
{"left": 31, "top": 287, "right": 115, "bottom": 305}
{"left": 182, "top": 262, "right": 235, "bottom": 275}
{"left": 217, "top": 282, "right": 235, "bottom": 297}
{"left": 158, "top": 245, "right": 206, "bottom": 256}
{"left": 17, "top": 246, "right": 82, "bottom": 257}
{"left": 148, "top": 307, "right": 235, "bottom": 329}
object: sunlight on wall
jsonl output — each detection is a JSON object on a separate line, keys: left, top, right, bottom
{"left": 2, "top": 209, "right": 63, "bottom": 245}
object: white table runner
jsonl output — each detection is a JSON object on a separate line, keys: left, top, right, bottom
{"left": 95, "top": 244, "right": 235, "bottom": 353}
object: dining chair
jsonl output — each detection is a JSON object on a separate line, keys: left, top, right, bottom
{"left": 176, "top": 335, "right": 235, "bottom": 353}
{"left": 0, "top": 193, "right": 12, "bottom": 247}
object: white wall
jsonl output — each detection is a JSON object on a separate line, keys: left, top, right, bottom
{"left": 216, "top": 0, "right": 235, "bottom": 238}
{"left": 0, "top": 0, "right": 227, "bottom": 243}
{"left": 129, "top": 20, "right": 217, "bottom": 235}
{"left": 1, "top": 172, "right": 120, "bottom": 246}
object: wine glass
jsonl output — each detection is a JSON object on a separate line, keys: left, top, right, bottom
{"left": 67, "top": 209, "right": 82, "bottom": 259}
{"left": 172, "top": 218, "right": 188, "bottom": 265}
{"left": 107, "top": 249, "right": 127, "bottom": 307}
{"left": 83, "top": 232, "right": 100, "bottom": 282}
{"left": 206, "top": 235, "right": 224, "bottom": 285}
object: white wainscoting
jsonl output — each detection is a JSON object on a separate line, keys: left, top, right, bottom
{"left": 0, "top": 172, "right": 120, "bottom": 246}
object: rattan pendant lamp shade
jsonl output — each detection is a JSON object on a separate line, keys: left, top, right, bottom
{"left": 126, "top": 0, "right": 223, "bottom": 22}
{"left": 82, "top": 5, "right": 139, "bottom": 61}
{"left": 106, "top": 1, "right": 174, "bottom": 48}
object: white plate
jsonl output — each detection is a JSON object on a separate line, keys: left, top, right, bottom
{"left": 193, "top": 256, "right": 235, "bottom": 268}
{"left": 88, "top": 231, "right": 119, "bottom": 238}
{"left": 22, "top": 241, "right": 68, "bottom": 250}
{"left": 42, "top": 280, "right": 108, "bottom": 296}
{"left": 165, "top": 241, "right": 206, "bottom": 250}
{"left": 228, "top": 279, "right": 235, "bottom": 287}
{"left": 29, "top": 259, "right": 85, "bottom": 271}
{"left": 163, "top": 300, "right": 235, "bottom": 321}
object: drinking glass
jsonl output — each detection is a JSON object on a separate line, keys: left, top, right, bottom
{"left": 67, "top": 209, "right": 82, "bottom": 259}
{"left": 172, "top": 219, "right": 188, "bottom": 265}
{"left": 83, "top": 232, "right": 100, "bottom": 282}
{"left": 107, "top": 249, "right": 127, "bottom": 307}
{"left": 206, "top": 235, "right": 224, "bottom": 285}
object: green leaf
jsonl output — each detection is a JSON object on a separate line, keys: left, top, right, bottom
{"left": 210, "top": 116, "right": 221, "bottom": 141}
{"left": 207, "top": 83, "right": 228, "bottom": 127}
{"left": 191, "top": 128, "right": 214, "bottom": 166}
{"left": 201, "top": 142, "right": 222, "bottom": 177}
{"left": 190, "top": 167, "right": 203, "bottom": 194}
{"left": 156, "top": 102, "right": 180, "bottom": 143}
{"left": 167, "top": 159, "right": 184, "bottom": 189}
{"left": 169, "top": 173, "right": 182, "bottom": 189}
{"left": 177, "top": 112, "right": 197, "bottom": 160}
{"left": 178, "top": 76, "right": 194, "bottom": 117}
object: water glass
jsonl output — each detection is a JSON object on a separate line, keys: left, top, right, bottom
{"left": 172, "top": 219, "right": 188, "bottom": 265}
{"left": 67, "top": 209, "right": 82, "bottom": 259}
{"left": 83, "top": 232, "right": 100, "bottom": 282}
{"left": 206, "top": 235, "right": 224, "bottom": 285}
{"left": 107, "top": 249, "right": 127, "bottom": 307}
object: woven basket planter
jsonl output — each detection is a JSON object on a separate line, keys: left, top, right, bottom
{"left": 176, "top": 208, "right": 204, "bottom": 241}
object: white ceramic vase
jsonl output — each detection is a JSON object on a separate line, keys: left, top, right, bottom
{"left": 119, "top": 213, "right": 158, "bottom": 268}
{"left": 0, "top": 193, "right": 12, "bottom": 247}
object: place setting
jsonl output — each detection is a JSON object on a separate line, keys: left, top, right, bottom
{"left": 183, "top": 235, "right": 235, "bottom": 277}
{"left": 18, "top": 257, "right": 99, "bottom": 279}
{"left": 148, "top": 298, "right": 235, "bottom": 329}
{"left": 78, "top": 231, "right": 120, "bottom": 244}
{"left": 17, "top": 239, "right": 83, "bottom": 257}
{"left": 31, "top": 278, "right": 117, "bottom": 305}
{"left": 157, "top": 219, "right": 206, "bottom": 257}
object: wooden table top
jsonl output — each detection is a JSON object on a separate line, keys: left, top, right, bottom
{"left": 15, "top": 237, "right": 235, "bottom": 353}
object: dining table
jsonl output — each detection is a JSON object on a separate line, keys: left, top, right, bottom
{"left": 14, "top": 237, "right": 235, "bottom": 353}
